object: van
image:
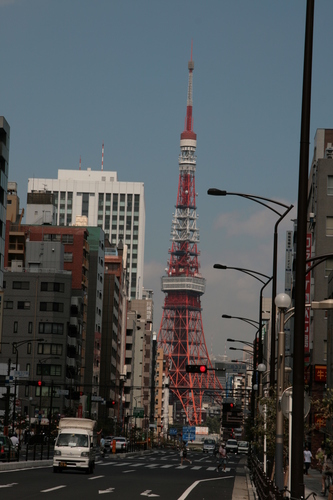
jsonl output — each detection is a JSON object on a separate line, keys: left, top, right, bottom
{"left": 53, "top": 418, "right": 97, "bottom": 473}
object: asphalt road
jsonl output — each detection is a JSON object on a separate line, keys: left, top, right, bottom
{"left": 0, "top": 449, "right": 247, "bottom": 499}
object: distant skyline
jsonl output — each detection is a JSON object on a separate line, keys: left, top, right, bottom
{"left": 1, "top": 1, "right": 333, "bottom": 356}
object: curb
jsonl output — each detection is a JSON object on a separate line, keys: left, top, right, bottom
{"left": 0, "top": 449, "right": 152, "bottom": 472}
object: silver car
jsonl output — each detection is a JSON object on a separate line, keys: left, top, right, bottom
{"left": 237, "top": 441, "right": 249, "bottom": 454}
{"left": 202, "top": 438, "right": 216, "bottom": 453}
{"left": 225, "top": 439, "right": 238, "bottom": 454}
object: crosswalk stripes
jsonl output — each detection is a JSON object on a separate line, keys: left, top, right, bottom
{"left": 100, "top": 460, "right": 233, "bottom": 473}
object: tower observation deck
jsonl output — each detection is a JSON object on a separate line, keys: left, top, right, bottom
{"left": 157, "top": 50, "right": 223, "bottom": 425}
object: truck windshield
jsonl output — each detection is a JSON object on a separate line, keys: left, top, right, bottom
{"left": 57, "top": 433, "right": 88, "bottom": 447}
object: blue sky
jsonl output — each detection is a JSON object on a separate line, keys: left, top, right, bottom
{"left": 1, "top": 0, "right": 333, "bottom": 356}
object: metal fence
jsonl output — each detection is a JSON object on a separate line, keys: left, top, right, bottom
{"left": 248, "top": 454, "right": 284, "bottom": 500}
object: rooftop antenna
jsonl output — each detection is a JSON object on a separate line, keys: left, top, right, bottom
{"left": 101, "top": 142, "right": 104, "bottom": 171}
{"left": 79, "top": 156, "right": 81, "bottom": 170}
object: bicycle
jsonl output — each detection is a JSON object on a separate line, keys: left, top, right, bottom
{"left": 284, "top": 487, "right": 317, "bottom": 500}
{"left": 323, "top": 471, "right": 333, "bottom": 496}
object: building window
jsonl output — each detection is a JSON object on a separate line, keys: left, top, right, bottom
{"left": 27, "top": 343, "right": 31, "bottom": 354}
{"left": 40, "top": 302, "right": 64, "bottom": 312}
{"left": 41, "top": 282, "right": 65, "bottom": 292}
{"left": 4, "top": 301, "right": 13, "bottom": 309}
{"left": 62, "top": 234, "right": 73, "bottom": 244}
{"left": 325, "top": 258, "right": 333, "bottom": 277}
{"left": 328, "top": 176, "right": 333, "bottom": 195}
{"left": 39, "top": 323, "right": 64, "bottom": 335}
{"left": 17, "top": 301, "right": 31, "bottom": 310}
{"left": 13, "top": 281, "right": 30, "bottom": 290}
{"left": 28, "top": 322, "right": 33, "bottom": 333}
{"left": 82, "top": 193, "right": 89, "bottom": 217}
{"left": 64, "top": 253, "right": 73, "bottom": 262}
{"left": 326, "top": 217, "right": 333, "bottom": 236}
{"left": 13, "top": 321, "right": 18, "bottom": 333}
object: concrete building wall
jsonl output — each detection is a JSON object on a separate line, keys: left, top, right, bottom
{"left": 0, "top": 270, "right": 72, "bottom": 419}
{"left": 27, "top": 168, "right": 145, "bottom": 300}
{"left": 0, "top": 117, "right": 10, "bottom": 289}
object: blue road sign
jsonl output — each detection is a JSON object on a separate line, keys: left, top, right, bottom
{"left": 182, "top": 426, "right": 196, "bottom": 441}
{"left": 169, "top": 428, "right": 178, "bottom": 436}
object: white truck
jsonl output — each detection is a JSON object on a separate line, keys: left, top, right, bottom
{"left": 53, "top": 418, "right": 97, "bottom": 473}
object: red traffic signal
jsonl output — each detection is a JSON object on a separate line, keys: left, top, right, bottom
{"left": 37, "top": 380, "right": 43, "bottom": 387}
{"left": 186, "top": 364, "right": 208, "bottom": 374}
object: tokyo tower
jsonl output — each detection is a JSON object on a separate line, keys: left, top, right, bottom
{"left": 157, "top": 48, "right": 223, "bottom": 425}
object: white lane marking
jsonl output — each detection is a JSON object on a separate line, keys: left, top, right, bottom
{"left": 206, "top": 467, "right": 216, "bottom": 471}
{"left": 145, "top": 464, "right": 158, "bottom": 468}
{"left": 177, "top": 476, "right": 233, "bottom": 500}
{"left": 161, "top": 465, "right": 173, "bottom": 468}
{"left": 123, "top": 470, "right": 135, "bottom": 473}
{"left": 191, "top": 466, "right": 202, "bottom": 470}
{"left": 131, "top": 463, "right": 144, "bottom": 467}
{"left": 41, "top": 485, "right": 67, "bottom": 493}
{"left": 98, "top": 487, "right": 115, "bottom": 494}
{"left": 140, "top": 489, "right": 159, "bottom": 497}
{"left": 175, "top": 465, "right": 188, "bottom": 469}
{"left": 0, "top": 483, "right": 17, "bottom": 488}
{"left": 89, "top": 475, "right": 104, "bottom": 480}
{"left": 113, "top": 462, "right": 131, "bottom": 467}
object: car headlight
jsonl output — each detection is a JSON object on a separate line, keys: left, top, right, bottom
{"left": 54, "top": 450, "right": 61, "bottom": 456}
{"left": 81, "top": 452, "right": 89, "bottom": 457}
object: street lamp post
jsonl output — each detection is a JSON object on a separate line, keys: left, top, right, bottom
{"left": 292, "top": 1, "right": 314, "bottom": 499}
{"left": 12, "top": 339, "right": 44, "bottom": 434}
{"left": 38, "top": 356, "right": 60, "bottom": 432}
{"left": 275, "top": 293, "right": 291, "bottom": 491}
{"left": 209, "top": 190, "right": 293, "bottom": 390}
{"left": 216, "top": 265, "right": 272, "bottom": 382}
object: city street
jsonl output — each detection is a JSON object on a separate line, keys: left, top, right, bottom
{"left": 0, "top": 449, "right": 247, "bottom": 499}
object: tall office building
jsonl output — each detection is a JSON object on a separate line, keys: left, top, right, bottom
{"left": 0, "top": 117, "right": 9, "bottom": 288}
{"left": 27, "top": 168, "right": 145, "bottom": 299}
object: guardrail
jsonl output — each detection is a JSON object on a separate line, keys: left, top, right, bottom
{"left": 248, "top": 454, "right": 284, "bottom": 500}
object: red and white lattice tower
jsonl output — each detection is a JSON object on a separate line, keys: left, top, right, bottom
{"left": 157, "top": 49, "right": 223, "bottom": 425}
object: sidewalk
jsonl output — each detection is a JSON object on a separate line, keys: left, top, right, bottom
{"left": 304, "top": 466, "right": 325, "bottom": 498}
{"left": 243, "top": 461, "right": 325, "bottom": 500}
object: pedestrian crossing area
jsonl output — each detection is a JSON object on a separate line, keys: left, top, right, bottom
{"left": 97, "top": 452, "right": 235, "bottom": 472}
{"left": 98, "top": 460, "right": 233, "bottom": 472}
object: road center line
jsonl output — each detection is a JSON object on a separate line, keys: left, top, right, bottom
{"left": 41, "top": 485, "right": 67, "bottom": 493}
{"left": 177, "top": 476, "right": 233, "bottom": 500}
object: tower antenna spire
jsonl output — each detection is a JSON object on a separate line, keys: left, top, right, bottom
{"left": 182, "top": 42, "right": 196, "bottom": 139}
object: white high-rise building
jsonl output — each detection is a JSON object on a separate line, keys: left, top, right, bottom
{"left": 27, "top": 168, "right": 145, "bottom": 299}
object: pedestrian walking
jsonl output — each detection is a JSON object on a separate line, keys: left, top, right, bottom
{"left": 100, "top": 435, "right": 106, "bottom": 457}
{"left": 304, "top": 445, "right": 312, "bottom": 475}
{"left": 180, "top": 441, "right": 192, "bottom": 465}
{"left": 216, "top": 442, "right": 227, "bottom": 472}
{"left": 316, "top": 443, "right": 328, "bottom": 495}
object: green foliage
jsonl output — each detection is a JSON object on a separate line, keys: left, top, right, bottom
{"left": 204, "top": 416, "right": 221, "bottom": 434}
{"left": 311, "top": 388, "right": 333, "bottom": 455}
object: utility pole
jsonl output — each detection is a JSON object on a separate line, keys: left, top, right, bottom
{"left": 4, "top": 358, "right": 11, "bottom": 436}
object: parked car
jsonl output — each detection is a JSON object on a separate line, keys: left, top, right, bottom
{"left": 202, "top": 438, "right": 216, "bottom": 453}
{"left": 225, "top": 439, "right": 238, "bottom": 454}
{"left": 104, "top": 436, "right": 113, "bottom": 452}
{"left": 113, "top": 437, "right": 128, "bottom": 452}
{"left": 0, "top": 435, "right": 18, "bottom": 462}
{"left": 237, "top": 441, "right": 249, "bottom": 454}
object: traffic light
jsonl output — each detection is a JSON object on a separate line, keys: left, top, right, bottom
{"left": 27, "top": 380, "right": 45, "bottom": 387}
{"left": 186, "top": 365, "right": 207, "bottom": 373}
{"left": 106, "top": 400, "right": 116, "bottom": 408}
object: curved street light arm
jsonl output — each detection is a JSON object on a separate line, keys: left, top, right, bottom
{"left": 227, "top": 338, "right": 254, "bottom": 348}
{"left": 207, "top": 188, "right": 294, "bottom": 217}
{"left": 214, "top": 263, "right": 271, "bottom": 284}
{"left": 222, "top": 314, "right": 259, "bottom": 329}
